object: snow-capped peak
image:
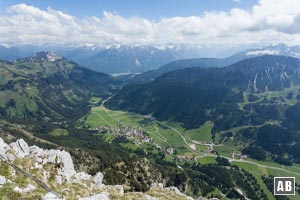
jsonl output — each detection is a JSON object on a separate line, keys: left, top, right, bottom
{"left": 105, "top": 43, "right": 121, "bottom": 49}
{"left": 245, "top": 44, "right": 300, "bottom": 58}
{"left": 246, "top": 50, "right": 280, "bottom": 56}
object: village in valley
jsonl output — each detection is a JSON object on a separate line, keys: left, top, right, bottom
{"left": 92, "top": 119, "right": 249, "bottom": 164}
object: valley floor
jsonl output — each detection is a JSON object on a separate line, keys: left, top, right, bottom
{"left": 85, "top": 104, "right": 300, "bottom": 200}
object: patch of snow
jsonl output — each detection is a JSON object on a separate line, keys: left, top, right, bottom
{"left": 105, "top": 44, "right": 121, "bottom": 49}
{"left": 246, "top": 50, "right": 280, "bottom": 56}
{"left": 135, "top": 57, "right": 141, "bottom": 67}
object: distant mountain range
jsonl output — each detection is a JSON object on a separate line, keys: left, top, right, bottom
{"left": 130, "top": 44, "right": 300, "bottom": 83}
{"left": 1, "top": 43, "right": 300, "bottom": 74}
{"left": 129, "top": 56, "right": 241, "bottom": 83}
{"left": 0, "top": 44, "right": 204, "bottom": 74}
{"left": 70, "top": 45, "right": 188, "bottom": 74}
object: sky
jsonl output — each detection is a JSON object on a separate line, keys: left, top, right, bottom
{"left": 0, "top": 0, "right": 300, "bottom": 47}
{"left": 0, "top": 0, "right": 257, "bottom": 19}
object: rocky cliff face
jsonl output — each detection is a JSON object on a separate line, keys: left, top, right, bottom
{"left": 0, "top": 137, "right": 194, "bottom": 200}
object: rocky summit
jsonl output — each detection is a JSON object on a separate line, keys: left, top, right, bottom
{"left": 0, "top": 137, "right": 194, "bottom": 200}
{"left": 30, "top": 51, "right": 63, "bottom": 62}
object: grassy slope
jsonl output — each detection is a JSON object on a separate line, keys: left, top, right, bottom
{"left": 183, "top": 121, "right": 213, "bottom": 141}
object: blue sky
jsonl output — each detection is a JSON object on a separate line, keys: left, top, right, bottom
{"left": 0, "top": 0, "right": 299, "bottom": 47}
{"left": 0, "top": 0, "right": 258, "bottom": 19}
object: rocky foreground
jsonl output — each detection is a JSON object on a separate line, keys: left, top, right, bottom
{"left": 0, "top": 137, "right": 195, "bottom": 200}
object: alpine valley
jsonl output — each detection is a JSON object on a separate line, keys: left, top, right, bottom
{"left": 1, "top": 45, "right": 300, "bottom": 200}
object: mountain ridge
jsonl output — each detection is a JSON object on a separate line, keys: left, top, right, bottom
{"left": 1, "top": 43, "right": 300, "bottom": 75}
{"left": 106, "top": 55, "right": 300, "bottom": 129}
{"left": 129, "top": 44, "right": 300, "bottom": 83}
{"left": 105, "top": 55, "right": 300, "bottom": 168}
{"left": 0, "top": 52, "right": 116, "bottom": 123}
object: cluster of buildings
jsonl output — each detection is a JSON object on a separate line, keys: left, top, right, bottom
{"left": 96, "top": 121, "right": 153, "bottom": 144}
{"left": 175, "top": 155, "right": 194, "bottom": 162}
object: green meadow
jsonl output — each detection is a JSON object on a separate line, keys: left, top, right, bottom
{"left": 85, "top": 105, "right": 300, "bottom": 199}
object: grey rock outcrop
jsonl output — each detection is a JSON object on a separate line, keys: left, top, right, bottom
{"left": 79, "top": 192, "right": 109, "bottom": 200}
{"left": 0, "top": 138, "right": 8, "bottom": 160}
{"left": 93, "top": 172, "right": 104, "bottom": 188}
{"left": 0, "top": 136, "right": 194, "bottom": 200}
{"left": 0, "top": 175, "right": 7, "bottom": 186}
{"left": 30, "top": 145, "right": 76, "bottom": 183}
{"left": 13, "top": 184, "right": 36, "bottom": 193}
{"left": 9, "top": 139, "right": 30, "bottom": 159}
{"left": 73, "top": 172, "right": 92, "bottom": 183}
{"left": 145, "top": 194, "right": 157, "bottom": 200}
{"left": 43, "top": 192, "right": 64, "bottom": 200}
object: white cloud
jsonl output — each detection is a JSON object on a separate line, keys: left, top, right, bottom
{"left": 233, "top": 0, "right": 241, "bottom": 3}
{"left": 0, "top": 0, "right": 300, "bottom": 47}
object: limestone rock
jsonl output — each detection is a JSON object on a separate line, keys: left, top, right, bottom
{"left": 34, "top": 162, "right": 43, "bottom": 169}
{"left": 150, "top": 182, "right": 163, "bottom": 189}
{"left": 79, "top": 192, "right": 109, "bottom": 200}
{"left": 48, "top": 150, "right": 76, "bottom": 183}
{"left": 0, "top": 176, "right": 7, "bottom": 185}
{"left": 145, "top": 194, "right": 157, "bottom": 200}
{"left": 31, "top": 146, "right": 76, "bottom": 183}
{"left": 166, "top": 187, "right": 194, "bottom": 200}
{"left": 0, "top": 136, "right": 196, "bottom": 200}
{"left": 43, "top": 192, "right": 64, "bottom": 200}
{"left": 101, "top": 185, "right": 124, "bottom": 196}
{"left": 13, "top": 184, "right": 36, "bottom": 193}
{"left": 29, "top": 145, "right": 45, "bottom": 163}
{"left": 6, "top": 153, "right": 15, "bottom": 161}
{"left": 10, "top": 139, "right": 30, "bottom": 159}
{"left": 93, "top": 172, "right": 104, "bottom": 187}
{"left": 166, "top": 186, "right": 181, "bottom": 194}
{"left": 23, "top": 184, "right": 36, "bottom": 193}
{"left": 114, "top": 185, "right": 124, "bottom": 195}
{"left": 13, "top": 186, "right": 23, "bottom": 193}
{"left": 0, "top": 138, "right": 8, "bottom": 160}
{"left": 0, "top": 138, "right": 8, "bottom": 148}
{"left": 73, "top": 172, "right": 92, "bottom": 183}
{"left": 56, "top": 175, "right": 63, "bottom": 185}
{"left": 43, "top": 171, "right": 50, "bottom": 182}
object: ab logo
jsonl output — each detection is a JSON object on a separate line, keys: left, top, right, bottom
{"left": 274, "top": 177, "right": 295, "bottom": 195}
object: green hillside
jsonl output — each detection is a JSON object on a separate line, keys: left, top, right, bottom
{"left": 0, "top": 52, "right": 115, "bottom": 123}
{"left": 106, "top": 55, "right": 300, "bottom": 167}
